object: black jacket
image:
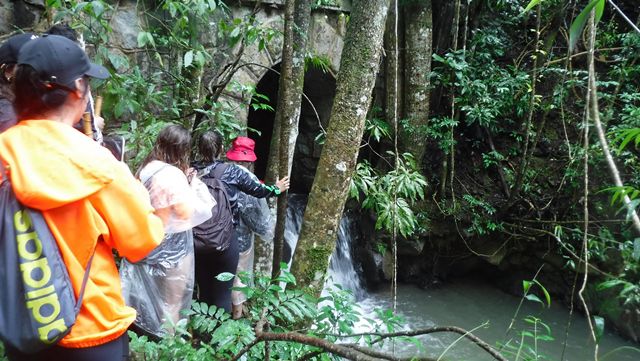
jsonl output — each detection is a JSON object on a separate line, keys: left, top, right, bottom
{"left": 195, "top": 160, "right": 279, "bottom": 224}
{"left": 0, "top": 97, "right": 17, "bottom": 133}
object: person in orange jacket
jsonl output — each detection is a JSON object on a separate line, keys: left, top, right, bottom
{"left": 0, "top": 34, "right": 165, "bottom": 361}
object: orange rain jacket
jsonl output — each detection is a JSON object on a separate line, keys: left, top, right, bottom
{"left": 0, "top": 119, "right": 164, "bottom": 348}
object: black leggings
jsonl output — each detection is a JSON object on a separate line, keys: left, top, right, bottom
{"left": 6, "top": 332, "right": 129, "bottom": 361}
{"left": 195, "top": 234, "right": 239, "bottom": 314}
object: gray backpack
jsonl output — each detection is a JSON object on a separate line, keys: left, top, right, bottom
{"left": 0, "top": 162, "right": 94, "bottom": 353}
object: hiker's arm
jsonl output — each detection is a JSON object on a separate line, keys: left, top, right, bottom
{"left": 236, "top": 166, "right": 282, "bottom": 198}
{"left": 91, "top": 163, "right": 164, "bottom": 262}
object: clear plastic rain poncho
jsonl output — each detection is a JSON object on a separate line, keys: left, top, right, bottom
{"left": 236, "top": 192, "right": 274, "bottom": 253}
{"left": 234, "top": 166, "right": 274, "bottom": 252}
{"left": 231, "top": 167, "right": 274, "bottom": 306}
{"left": 120, "top": 161, "right": 214, "bottom": 337}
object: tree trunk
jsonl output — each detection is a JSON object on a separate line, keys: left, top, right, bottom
{"left": 586, "top": 14, "right": 640, "bottom": 236}
{"left": 271, "top": 0, "right": 313, "bottom": 278}
{"left": 401, "top": 0, "right": 432, "bottom": 166}
{"left": 384, "top": 2, "right": 402, "bottom": 133}
{"left": 291, "top": 0, "right": 391, "bottom": 296}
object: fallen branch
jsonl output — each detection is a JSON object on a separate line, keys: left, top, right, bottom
{"left": 370, "top": 326, "right": 508, "bottom": 361}
{"left": 226, "top": 312, "right": 507, "bottom": 361}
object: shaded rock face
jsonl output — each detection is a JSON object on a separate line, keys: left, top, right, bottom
{"left": 618, "top": 309, "right": 640, "bottom": 343}
{"left": 1, "top": 1, "right": 43, "bottom": 32}
{"left": 247, "top": 65, "right": 337, "bottom": 192}
{"left": 290, "top": 67, "right": 337, "bottom": 194}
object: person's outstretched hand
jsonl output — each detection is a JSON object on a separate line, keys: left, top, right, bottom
{"left": 276, "top": 176, "right": 290, "bottom": 193}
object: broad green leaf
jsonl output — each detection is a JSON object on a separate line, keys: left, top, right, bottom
{"left": 522, "top": 280, "right": 532, "bottom": 293}
{"left": 184, "top": 50, "right": 194, "bottom": 68}
{"left": 614, "top": 128, "right": 640, "bottom": 152}
{"left": 215, "top": 272, "right": 235, "bottom": 282}
{"left": 432, "top": 53, "right": 446, "bottom": 63}
{"left": 594, "top": 0, "right": 605, "bottom": 24}
{"left": 534, "top": 279, "right": 552, "bottom": 307}
{"left": 569, "top": 0, "right": 605, "bottom": 52}
{"left": 594, "top": 315, "right": 605, "bottom": 343}
{"left": 596, "top": 279, "right": 626, "bottom": 291}
{"left": 91, "top": 1, "right": 105, "bottom": 16}
{"left": 137, "top": 31, "right": 149, "bottom": 47}
{"left": 523, "top": 0, "right": 543, "bottom": 13}
{"left": 633, "top": 238, "right": 640, "bottom": 261}
{"left": 525, "top": 293, "right": 543, "bottom": 305}
{"left": 229, "top": 26, "right": 241, "bottom": 39}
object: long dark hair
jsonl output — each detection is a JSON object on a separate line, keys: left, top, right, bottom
{"left": 140, "top": 124, "right": 192, "bottom": 173}
{"left": 198, "top": 130, "right": 223, "bottom": 163}
{"left": 13, "top": 65, "right": 75, "bottom": 119}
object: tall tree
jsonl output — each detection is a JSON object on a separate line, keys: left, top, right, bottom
{"left": 585, "top": 11, "right": 640, "bottom": 235}
{"left": 291, "top": 0, "right": 391, "bottom": 296}
{"left": 270, "top": 0, "right": 313, "bottom": 277}
{"left": 401, "top": 0, "right": 432, "bottom": 166}
{"left": 384, "top": 0, "right": 402, "bottom": 133}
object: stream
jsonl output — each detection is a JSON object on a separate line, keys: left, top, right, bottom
{"left": 284, "top": 194, "right": 640, "bottom": 360}
{"left": 356, "top": 281, "right": 640, "bottom": 361}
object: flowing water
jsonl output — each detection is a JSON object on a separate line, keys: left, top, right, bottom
{"left": 284, "top": 195, "right": 640, "bottom": 360}
{"left": 358, "top": 282, "right": 640, "bottom": 360}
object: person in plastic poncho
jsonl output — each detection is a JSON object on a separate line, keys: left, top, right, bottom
{"left": 194, "top": 133, "right": 289, "bottom": 314}
{"left": 120, "top": 124, "right": 215, "bottom": 338}
{"left": 231, "top": 173, "right": 275, "bottom": 319}
{"left": 224, "top": 137, "right": 276, "bottom": 319}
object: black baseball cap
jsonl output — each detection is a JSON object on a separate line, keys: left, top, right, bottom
{"left": 0, "top": 33, "right": 38, "bottom": 65}
{"left": 18, "top": 34, "right": 109, "bottom": 88}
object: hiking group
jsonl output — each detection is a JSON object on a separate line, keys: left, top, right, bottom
{"left": 0, "top": 26, "right": 289, "bottom": 361}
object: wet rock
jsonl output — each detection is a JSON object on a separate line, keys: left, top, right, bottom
{"left": 617, "top": 308, "right": 640, "bottom": 342}
{"left": 110, "top": 3, "right": 142, "bottom": 50}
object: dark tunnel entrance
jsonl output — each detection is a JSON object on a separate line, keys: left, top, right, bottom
{"left": 247, "top": 64, "right": 337, "bottom": 193}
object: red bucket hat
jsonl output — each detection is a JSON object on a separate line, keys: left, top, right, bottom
{"left": 226, "top": 136, "right": 257, "bottom": 162}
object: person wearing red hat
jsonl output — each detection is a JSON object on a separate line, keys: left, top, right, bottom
{"left": 225, "top": 136, "right": 258, "bottom": 162}
{"left": 193, "top": 132, "right": 289, "bottom": 314}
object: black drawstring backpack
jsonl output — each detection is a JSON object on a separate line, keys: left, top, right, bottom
{"left": 0, "top": 161, "right": 94, "bottom": 354}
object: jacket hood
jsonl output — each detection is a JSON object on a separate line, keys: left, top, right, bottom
{"left": 0, "top": 120, "right": 115, "bottom": 210}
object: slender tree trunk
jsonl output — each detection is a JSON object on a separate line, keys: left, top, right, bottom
{"left": 291, "top": 0, "right": 391, "bottom": 296}
{"left": 508, "top": 4, "right": 542, "bottom": 204}
{"left": 271, "top": 0, "right": 313, "bottom": 278}
{"left": 385, "top": 2, "right": 401, "bottom": 135}
{"left": 401, "top": 0, "right": 432, "bottom": 167}
{"left": 586, "top": 16, "right": 640, "bottom": 236}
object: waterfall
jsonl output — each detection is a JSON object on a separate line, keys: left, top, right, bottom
{"left": 283, "top": 194, "right": 365, "bottom": 299}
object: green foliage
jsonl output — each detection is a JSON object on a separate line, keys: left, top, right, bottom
{"left": 431, "top": 30, "right": 530, "bottom": 133}
{"left": 499, "top": 316, "right": 554, "bottom": 361}
{"left": 128, "top": 268, "right": 415, "bottom": 360}
{"left": 522, "top": 0, "right": 606, "bottom": 51}
{"left": 364, "top": 113, "right": 392, "bottom": 143}
{"left": 522, "top": 279, "right": 551, "bottom": 308}
{"left": 350, "top": 153, "right": 428, "bottom": 237}
{"left": 45, "top": 0, "right": 279, "bottom": 169}
{"left": 597, "top": 279, "right": 640, "bottom": 308}
{"left": 568, "top": 0, "right": 606, "bottom": 51}
{"left": 462, "top": 194, "right": 502, "bottom": 236}
{"left": 305, "top": 52, "right": 332, "bottom": 73}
